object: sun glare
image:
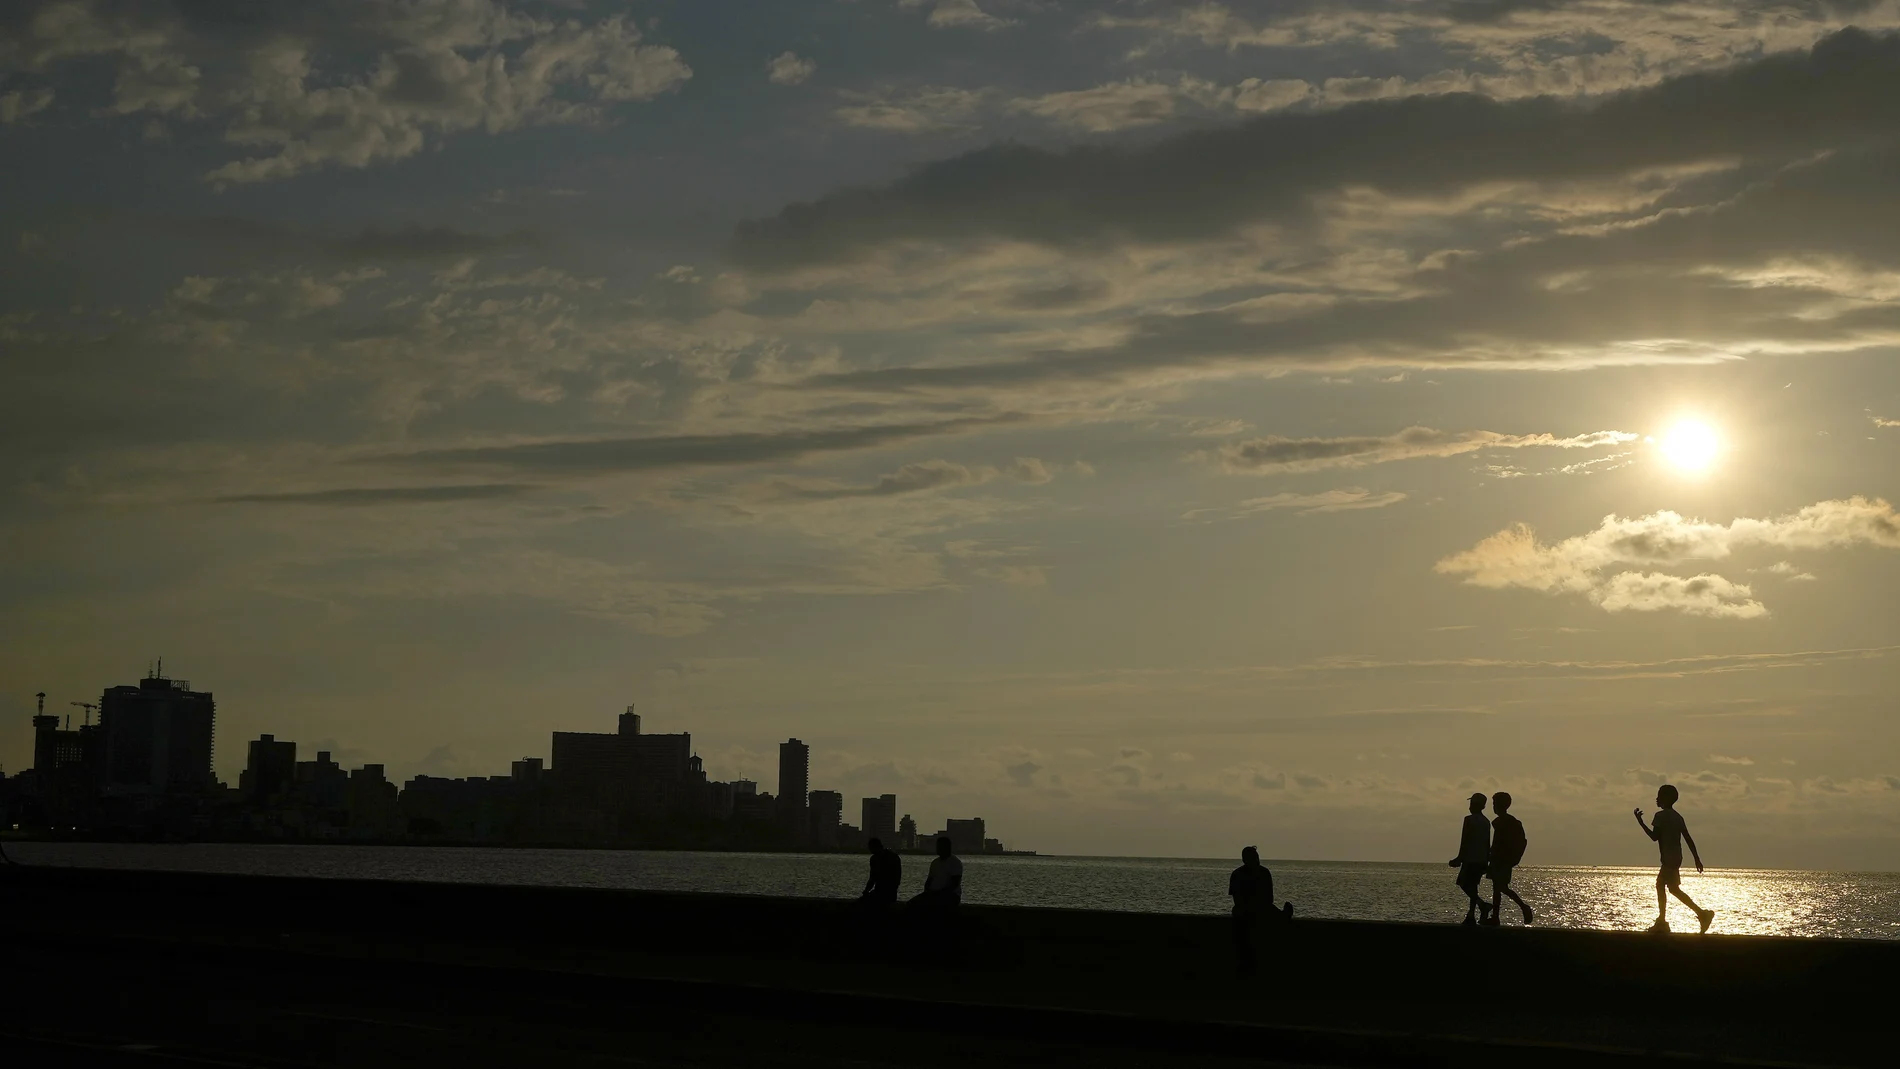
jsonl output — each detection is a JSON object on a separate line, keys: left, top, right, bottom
{"left": 1657, "top": 420, "right": 1723, "bottom": 474}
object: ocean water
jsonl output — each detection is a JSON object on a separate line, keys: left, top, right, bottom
{"left": 11, "top": 842, "right": 1898, "bottom": 940}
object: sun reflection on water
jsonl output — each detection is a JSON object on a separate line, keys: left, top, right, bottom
{"left": 1508, "top": 867, "right": 1900, "bottom": 939}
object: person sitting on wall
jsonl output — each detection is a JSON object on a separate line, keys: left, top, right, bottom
{"left": 1230, "top": 845, "right": 1295, "bottom": 976}
{"left": 910, "top": 836, "right": 963, "bottom": 911}
{"left": 861, "top": 837, "right": 901, "bottom": 909}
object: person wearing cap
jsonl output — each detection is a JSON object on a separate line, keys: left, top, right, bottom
{"left": 1448, "top": 792, "right": 1493, "bottom": 925}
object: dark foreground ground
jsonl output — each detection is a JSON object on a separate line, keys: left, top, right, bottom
{"left": 2, "top": 864, "right": 1893, "bottom": 1068}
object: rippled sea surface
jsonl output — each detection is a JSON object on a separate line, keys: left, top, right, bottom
{"left": 13, "top": 843, "right": 1898, "bottom": 940}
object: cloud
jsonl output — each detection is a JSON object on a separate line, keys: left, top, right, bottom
{"left": 1437, "top": 496, "right": 1900, "bottom": 616}
{"left": 331, "top": 225, "right": 537, "bottom": 261}
{"left": 370, "top": 416, "right": 1019, "bottom": 475}
{"left": 1592, "top": 572, "right": 1766, "bottom": 619}
{"left": 1875, "top": 416, "right": 1900, "bottom": 428}
{"left": 1183, "top": 488, "right": 1407, "bottom": 521}
{"left": 5, "top": 2, "right": 691, "bottom": 183}
{"left": 777, "top": 456, "right": 1052, "bottom": 500}
{"left": 1006, "top": 76, "right": 1230, "bottom": 133}
{"left": 834, "top": 86, "right": 991, "bottom": 132}
{"left": 0, "top": 86, "right": 53, "bottom": 123}
{"left": 927, "top": 1, "right": 1014, "bottom": 31}
{"left": 1252, "top": 771, "right": 1287, "bottom": 790}
{"left": 210, "top": 484, "right": 535, "bottom": 507}
{"left": 731, "top": 29, "right": 1900, "bottom": 269}
{"left": 767, "top": 51, "right": 815, "bottom": 86}
{"left": 1709, "top": 755, "right": 1755, "bottom": 766}
{"left": 1004, "top": 760, "right": 1042, "bottom": 787}
{"left": 1214, "top": 427, "right": 1636, "bottom": 473}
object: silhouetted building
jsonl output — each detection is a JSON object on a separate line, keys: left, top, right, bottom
{"left": 294, "top": 751, "right": 348, "bottom": 811}
{"left": 862, "top": 794, "right": 897, "bottom": 842}
{"left": 346, "top": 764, "right": 399, "bottom": 837}
{"left": 240, "top": 734, "right": 296, "bottom": 806}
{"left": 732, "top": 789, "right": 774, "bottom": 822}
{"left": 402, "top": 774, "right": 521, "bottom": 840}
{"left": 898, "top": 813, "right": 917, "bottom": 850}
{"left": 99, "top": 669, "right": 216, "bottom": 800}
{"left": 550, "top": 707, "right": 693, "bottom": 825}
{"left": 778, "top": 739, "right": 809, "bottom": 839}
{"left": 733, "top": 778, "right": 757, "bottom": 797}
{"left": 943, "top": 817, "right": 986, "bottom": 855}
{"left": 809, "top": 789, "right": 842, "bottom": 847}
{"left": 511, "top": 757, "right": 543, "bottom": 785}
{"left": 29, "top": 696, "right": 98, "bottom": 827}
{"left": 836, "top": 822, "right": 867, "bottom": 853}
{"left": 705, "top": 780, "right": 735, "bottom": 819}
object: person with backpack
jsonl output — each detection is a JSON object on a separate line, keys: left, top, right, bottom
{"left": 1485, "top": 792, "right": 1533, "bottom": 926}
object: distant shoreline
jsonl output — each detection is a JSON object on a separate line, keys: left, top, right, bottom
{"left": 0, "top": 833, "right": 1038, "bottom": 858}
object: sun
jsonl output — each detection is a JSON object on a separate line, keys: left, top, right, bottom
{"left": 1657, "top": 420, "right": 1722, "bottom": 474}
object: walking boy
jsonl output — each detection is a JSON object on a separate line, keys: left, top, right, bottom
{"left": 1485, "top": 792, "right": 1533, "bottom": 926}
{"left": 1635, "top": 784, "right": 1715, "bottom": 933}
{"left": 1447, "top": 792, "right": 1493, "bottom": 925}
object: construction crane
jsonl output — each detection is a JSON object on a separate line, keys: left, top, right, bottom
{"left": 70, "top": 701, "right": 96, "bottom": 727}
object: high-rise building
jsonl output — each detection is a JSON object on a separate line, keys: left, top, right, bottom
{"left": 550, "top": 707, "right": 692, "bottom": 821}
{"left": 510, "top": 757, "right": 544, "bottom": 785}
{"left": 861, "top": 794, "right": 897, "bottom": 843}
{"left": 29, "top": 694, "right": 98, "bottom": 826}
{"left": 808, "top": 789, "right": 843, "bottom": 847}
{"left": 732, "top": 779, "right": 758, "bottom": 797}
{"left": 777, "top": 739, "right": 809, "bottom": 834}
{"left": 898, "top": 814, "right": 917, "bottom": 851}
{"left": 240, "top": 734, "right": 297, "bottom": 805}
{"left": 98, "top": 668, "right": 216, "bottom": 798}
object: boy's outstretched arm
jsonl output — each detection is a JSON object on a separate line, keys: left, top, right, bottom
{"left": 1634, "top": 808, "right": 1657, "bottom": 840}
{"left": 1685, "top": 825, "right": 1704, "bottom": 873}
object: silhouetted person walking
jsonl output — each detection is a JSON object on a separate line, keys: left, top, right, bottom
{"left": 1448, "top": 792, "right": 1493, "bottom": 925}
{"left": 1230, "top": 846, "right": 1293, "bottom": 975}
{"left": 1484, "top": 792, "right": 1533, "bottom": 926}
{"left": 861, "top": 837, "right": 901, "bottom": 907}
{"left": 1636, "top": 784, "right": 1714, "bottom": 933}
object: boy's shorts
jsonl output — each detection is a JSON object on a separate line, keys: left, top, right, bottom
{"left": 1487, "top": 863, "right": 1514, "bottom": 887}
{"left": 1457, "top": 863, "right": 1486, "bottom": 892}
{"left": 1658, "top": 863, "right": 1682, "bottom": 888}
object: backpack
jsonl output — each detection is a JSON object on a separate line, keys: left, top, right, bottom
{"left": 1494, "top": 817, "right": 1527, "bottom": 866}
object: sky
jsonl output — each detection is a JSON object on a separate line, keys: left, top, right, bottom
{"left": 3, "top": 0, "right": 1898, "bottom": 868}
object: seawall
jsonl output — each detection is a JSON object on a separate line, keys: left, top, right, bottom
{"left": 4, "top": 862, "right": 1893, "bottom": 1002}
{"left": 2, "top": 864, "right": 1894, "bottom": 1066}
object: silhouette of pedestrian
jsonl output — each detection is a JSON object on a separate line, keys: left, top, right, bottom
{"left": 1484, "top": 792, "right": 1533, "bottom": 926}
{"left": 1448, "top": 792, "right": 1494, "bottom": 925}
{"left": 910, "top": 835, "right": 962, "bottom": 910}
{"left": 861, "top": 837, "right": 901, "bottom": 907}
{"left": 1636, "top": 784, "right": 1714, "bottom": 933}
{"left": 1229, "top": 846, "right": 1293, "bottom": 976}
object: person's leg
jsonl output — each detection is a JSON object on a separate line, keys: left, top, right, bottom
{"left": 1501, "top": 885, "right": 1532, "bottom": 923}
{"left": 1655, "top": 873, "right": 1669, "bottom": 921}
{"left": 1668, "top": 884, "right": 1704, "bottom": 913}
